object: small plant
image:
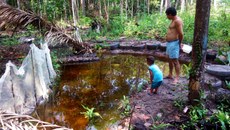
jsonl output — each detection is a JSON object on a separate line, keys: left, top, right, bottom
{"left": 225, "top": 81, "right": 230, "bottom": 89}
{"left": 173, "top": 97, "right": 185, "bottom": 110}
{"left": 80, "top": 105, "right": 102, "bottom": 123}
{"left": 215, "top": 46, "right": 230, "bottom": 65}
{"left": 150, "top": 123, "right": 171, "bottom": 130}
{"left": 182, "top": 63, "right": 192, "bottom": 79}
{"left": 118, "top": 95, "right": 131, "bottom": 116}
{"left": 189, "top": 106, "right": 208, "bottom": 125}
{"left": 215, "top": 110, "right": 230, "bottom": 130}
{"left": 50, "top": 51, "right": 61, "bottom": 75}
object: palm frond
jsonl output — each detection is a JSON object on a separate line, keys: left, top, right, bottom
{"left": 0, "top": 110, "right": 73, "bottom": 130}
{"left": 0, "top": 4, "right": 93, "bottom": 54}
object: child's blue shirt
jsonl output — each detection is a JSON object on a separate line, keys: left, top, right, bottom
{"left": 149, "top": 64, "right": 163, "bottom": 82}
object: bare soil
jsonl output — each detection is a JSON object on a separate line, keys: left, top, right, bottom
{"left": 116, "top": 74, "right": 221, "bottom": 130}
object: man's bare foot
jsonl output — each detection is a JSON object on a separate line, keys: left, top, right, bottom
{"left": 171, "top": 79, "right": 179, "bottom": 85}
{"left": 164, "top": 76, "right": 173, "bottom": 79}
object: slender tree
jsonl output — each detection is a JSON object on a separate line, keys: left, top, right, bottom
{"left": 99, "top": 0, "right": 102, "bottom": 18}
{"left": 81, "top": 0, "right": 86, "bottom": 16}
{"left": 103, "top": 0, "right": 108, "bottom": 23}
{"left": 72, "top": 0, "right": 79, "bottom": 26}
{"left": 17, "top": 0, "right": 20, "bottom": 9}
{"left": 125, "top": 0, "right": 128, "bottom": 19}
{"left": 160, "top": 0, "right": 164, "bottom": 14}
{"left": 120, "top": 0, "right": 124, "bottom": 18}
{"left": 188, "top": 0, "right": 211, "bottom": 105}
{"left": 180, "top": 0, "right": 185, "bottom": 13}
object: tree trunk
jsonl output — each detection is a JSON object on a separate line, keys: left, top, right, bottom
{"left": 72, "top": 0, "right": 79, "bottom": 26}
{"left": 63, "top": 0, "right": 67, "bottom": 20}
{"left": 125, "top": 0, "right": 128, "bottom": 19}
{"left": 175, "top": 0, "right": 179, "bottom": 9}
{"left": 17, "top": 0, "right": 20, "bottom": 9}
{"left": 165, "top": 0, "right": 171, "bottom": 10}
{"left": 81, "top": 0, "right": 86, "bottom": 16}
{"left": 120, "top": 0, "right": 124, "bottom": 18}
{"left": 160, "top": 0, "right": 164, "bottom": 14}
{"left": 99, "top": 0, "right": 102, "bottom": 18}
{"left": 137, "top": 0, "right": 139, "bottom": 15}
{"left": 131, "top": 0, "right": 134, "bottom": 17}
{"left": 180, "top": 0, "right": 185, "bottom": 13}
{"left": 147, "top": 0, "right": 150, "bottom": 14}
{"left": 103, "top": 0, "right": 109, "bottom": 23}
{"left": 213, "top": 0, "right": 218, "bottom": 10}
{"left": 188, "top": 0, "right": 211, "bottom": 105}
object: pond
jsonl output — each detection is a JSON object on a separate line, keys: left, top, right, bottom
{"left": 33, "top": 54, "right": 185, "bottom": 130}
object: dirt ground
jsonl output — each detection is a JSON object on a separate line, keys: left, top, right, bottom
{"left": 116, "top": 74, "right": 221, "bottom": 130}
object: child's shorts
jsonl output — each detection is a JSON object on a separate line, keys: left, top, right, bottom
{"left": 151, "top": 81, "right": 162, "bottom": 89}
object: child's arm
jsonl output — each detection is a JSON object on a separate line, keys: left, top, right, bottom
{"left": 149, "top": 70, "right": 153, "bottom": 84}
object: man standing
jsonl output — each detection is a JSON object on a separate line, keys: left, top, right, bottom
{"left": 165, "top": 7, "right": 184, "bottom": 84}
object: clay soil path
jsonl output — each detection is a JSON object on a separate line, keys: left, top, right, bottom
{"left": 118, "top": 77, "right": 190, "bottom": 130}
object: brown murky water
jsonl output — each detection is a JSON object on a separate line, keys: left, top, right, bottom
{"left": 33, "top": 54, "right": 185, "bottom": 130}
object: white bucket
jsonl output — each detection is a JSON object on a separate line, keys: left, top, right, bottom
{"left": 182, "top": 44, "right": 192, "bottom": 54}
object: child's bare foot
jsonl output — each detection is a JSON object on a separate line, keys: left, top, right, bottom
{"left": 148, "top": 92, "right": 153, "bottom": 96}
{"left": 153, "top": 88, "right": 158, "bottom": 94}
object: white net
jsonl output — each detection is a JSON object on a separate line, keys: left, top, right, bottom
{"left": 0, "top": 43, "right": 56, "bottom": 114}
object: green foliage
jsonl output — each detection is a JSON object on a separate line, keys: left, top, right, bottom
{"left": 182, "top": 63, "right": 192, "bottom": 79}
{"left": 189, "top": 106, "right": 208, "bottom": 124}
{"left": 0, "top": 36, "right": 19, "bottom": 46}
{"left": 80, "top": 105, "right": 102, "bottom": 123}
{"left": 50, "top": 50, "right": 61, "bottom": 75}
{"left": 225, "top": 81, "right": 230, "bottom": 89}
{"left": 215, "top": 111, "right": 230, "bottom": 130}
{"left": 150, "top": 123, "right": 171, "bottom": 130}
{"left": 215, "top": 45, "right": 230, "bottom": 65}
{"left": 173, "top": 97, "right": 186, "bottom": 110}
{"left": 209, "top": 8, "right": 230, "bottom": 44}
{"left": 79, "top": 16, "right": 92, "bottom": 27}
{"left": 118, "top": 96, "right": 131, "bottom": 116}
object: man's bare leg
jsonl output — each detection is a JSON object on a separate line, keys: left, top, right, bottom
{"left": 173, "top": 59, "right": 180, "bottom": 83}
{"left": 167, "top": 59, "right": 174, "bottom": 78}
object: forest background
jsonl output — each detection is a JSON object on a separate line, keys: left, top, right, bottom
{"left": 0, "top": 0, "right": 229, "bottom": 49}
{"left": 0, "top": 0, "right": 230, "bottom": 129}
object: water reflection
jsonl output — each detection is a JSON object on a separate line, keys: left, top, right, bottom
{"left": 34, "top": 54, "right": 173, "bottom": 130}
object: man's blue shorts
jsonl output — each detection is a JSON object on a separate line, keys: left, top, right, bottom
{"left": 166, "top": 40, "right": 180, "bottom": 59}
{"left": 151, "top": 81, "right": 162, "bottom": 89}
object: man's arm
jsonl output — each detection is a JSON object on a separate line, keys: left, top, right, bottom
{"left": 175, "top": 20, "right": 184, "bottom": 48}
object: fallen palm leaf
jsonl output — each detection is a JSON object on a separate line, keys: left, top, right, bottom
{"left": 0, "top": 4, "right": 93, "bottom": 54}
{"left": 0, "top": 110, "right": 73, "bottom": 130}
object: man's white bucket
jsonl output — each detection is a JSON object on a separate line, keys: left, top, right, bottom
{"left": 182, "top": 44, "right": 192, "bottom": 54}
